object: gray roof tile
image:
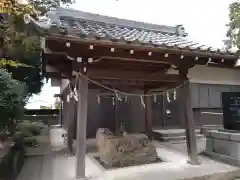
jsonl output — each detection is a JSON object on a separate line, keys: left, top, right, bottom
{"left": 25, "top": 7, "right": 238, "bottom": 56}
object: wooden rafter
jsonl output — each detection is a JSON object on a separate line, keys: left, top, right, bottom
{"left": 46, "top": 36, "right": 238, "bottom": 63}
{"left": 44, "top": 39, "right": 237, "bottom": 71}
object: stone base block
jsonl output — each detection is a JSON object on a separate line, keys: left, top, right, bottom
{"left": 96, "top": 128, "right": 157, "bottom": 167}
{"left": 204, "top": 150, "right": 240, "bottom": 167}
{"left": 205, "top": 129, "right": 240, "bottom": 166}
{"left": 200, "top": 125, "right": 223, "bottom": 135}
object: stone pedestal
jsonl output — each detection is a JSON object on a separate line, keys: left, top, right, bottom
{"left": 205, "top": 130, "right": 240, "bottom": 166}
{"left": 96, "top": 128, "right": 157, "bottom": 167}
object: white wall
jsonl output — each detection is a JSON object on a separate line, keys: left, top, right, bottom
{"left": 188, "top": 65, "right": 240, "bottom": 85}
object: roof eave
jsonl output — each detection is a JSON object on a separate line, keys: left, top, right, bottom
{"left": 45, "top": 34, "right": 239, "bottom": 60}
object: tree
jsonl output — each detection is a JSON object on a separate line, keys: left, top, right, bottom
{"left": 227, "top": 2, "right": 240, "bottom": 48}
{"left": 29, "top": 0, "right": 74, "bottom": 16}
{"left": 0, "top": 0, "right": 74, "bottom": 99}
{"left": 54, "top": 98, "right": 61, "bottom": 109}
{"left": 40, "top": 105, "right": 52, "bottom": 109}
{"left": 0, "top": 69, "right": 27, "bottom": 131}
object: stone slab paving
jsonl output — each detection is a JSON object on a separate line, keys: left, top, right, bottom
{"left": 17, "top": 156, "right": 45, "bottom": 180}
{"left": 16, "top": 128, "right": 240, "bottom": 180}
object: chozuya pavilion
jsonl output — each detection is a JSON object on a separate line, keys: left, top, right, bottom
{"left": 24, "top": 7, "right": 239, "bottom": 179}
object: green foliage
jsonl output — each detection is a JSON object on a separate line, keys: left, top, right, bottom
{"left": 17, "top": 121, "right": 43, "bottom": 137}
{"left": 54, "top": 98, "right": 61, "bottom": 109}
{"left": 227, "top": 2, "right": 240, "bottom": 48}
{"left": 13, "top": 121, "right": 45, "bottom": 148}
{"left": 0, "top": 6, "right": 43, "bottom": 96}
{"left": 13, "top": 131, "right": 31, "bottom": 139}
{"left": 29, "top": 0, "right": 75, "bottom": 15}
{"left": 0, "top": 0, "right": 73, "bottom": 97}
{"left": 40, "top": 105, "right": 52, "bottom": 109}
{"left": 0, "top": 58, "right": 30, "bottom": 68}
{"left": 0, "top": 69, "right": 27, "bottom": 130}
{"left": 23, "top": 136, "right": 38, "bottom": 147}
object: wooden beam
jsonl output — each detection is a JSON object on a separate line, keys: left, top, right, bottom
{"left": 88, "top": 59, "right": 170, "bottom": 72}
{"left": 43, "top": 56, "right": 177, "bottom": 81}
{"left": 86, "top": 69, "right": 183, "bottom": 83}
{"left": 44, "top": 60, "right": 171, "bottom": 79}
{"left": 43, "top": 51, "right": 238, "bottom": 80}
{"left": 44, "top": 64, "right": 183, "bottom": 83}
{"left": 57, "top": 75, "right": 173, "bottom": 93}
{"left": 43, "top": 51, "right": 171, "bottom": 69}
{"left": 46, "top": 40, "right": 176, "bottom": 64}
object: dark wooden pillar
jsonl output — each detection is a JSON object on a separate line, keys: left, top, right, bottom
{"left": 115, "top": 97, "right": 120, "bottom": 135}
{"left": 58, "top": 96, "right": 62, "bottom": 127}
{"left": 62, "top": 94, "right": 67, "bottom": 129}
{"left": 144, "top": 90, "right": 153, "bottom": 140}
{"left": 179, "top": 68, "right": 200, "bottom": 165}
{"left": 60, "top": 99, "right": 63, "bottom": 127}
{"left": 75, "top": 62, "right": 88, "bottom": 178}
{"left": 67, "top": 90, "right": 74, "bottom": 154}
{"left": 162, "top": 94, "right": 166, "bottom": 128}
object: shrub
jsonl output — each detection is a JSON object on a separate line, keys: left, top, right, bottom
{"left": 0, "top": 69, "right": 27, "bottom": 132}
{"left": 12, "top": 132, "right": 25, "bottom": 148}
{"left": 23, "top": 137, "right": 39, "bottom": 148}
{"left": 17, "top": 121, "right": 43, "bottom": 136}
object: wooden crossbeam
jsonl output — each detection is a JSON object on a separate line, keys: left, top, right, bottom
{"left": 44, "top": 67, "right": 182, "bottom": 83}
{"left": 86, "top": 69, "right": 182, "bottom": 83}
{"left": 46, "top": 39, "right": 181, "bottom": 65}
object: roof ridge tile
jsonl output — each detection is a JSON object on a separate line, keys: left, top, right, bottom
{"left": 53, "top": 7, "right": 186, "bottom": 36}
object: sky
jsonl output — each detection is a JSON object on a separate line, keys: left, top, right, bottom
{"left": 25, "top": 0, "right": 236, "bottom": 109}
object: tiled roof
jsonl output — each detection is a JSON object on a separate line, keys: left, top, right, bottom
{"left": 25, "top": 7, "right": 237, "bottom": 56}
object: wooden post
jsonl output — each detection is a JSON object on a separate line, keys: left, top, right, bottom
{"left": 60, "top": 99, "right": 63, "bottom": 127}
{"left": 75, "top": 67, "right": 88, "bottom": 179}
{"left": 115, "top": 97, "right": 120, "bottom": 135}
{"left": 67, "top": 93, "right": 74, "bottom": 155}
{"left": 62, "top": 94, "right": 67, "bottom": 129}
{"left": 179, "top": 68, "right": 200, "bottom": 165}
{"left": 144, "top": 90, "right": 153, "bottom": 140}
{"left": 162, "top": 94, "right": 166, "bottom": 128}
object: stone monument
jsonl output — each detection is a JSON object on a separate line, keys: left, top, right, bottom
{"left": 96, "top": 128, "right": 157, "bottom": 167}
{"left": 205, "top": 92, "right": 240, "bottom": 166}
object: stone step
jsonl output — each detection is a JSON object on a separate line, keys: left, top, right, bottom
{"left": 152, "top": 129, "right": 201, "bottom": 138}
{"left": 152, "top": 129, "right": 204, "bottom": 142}
{"left": 155, "top": 134, "right": 204, "bottom": 142}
